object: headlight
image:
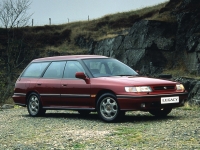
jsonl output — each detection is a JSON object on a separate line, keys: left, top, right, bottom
{"left": 176, "top": 84, "right": 185, "bottom": 91}
{"left": 125, "top": 86, "right": 152, "bottom": 92}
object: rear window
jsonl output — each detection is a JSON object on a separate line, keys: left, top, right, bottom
{"left": 22, "top": 62, "right": 50, "bottom": 78}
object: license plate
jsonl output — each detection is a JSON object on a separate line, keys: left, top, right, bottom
{"left": 161, "top": 96, "right": 179, "bottom": 104}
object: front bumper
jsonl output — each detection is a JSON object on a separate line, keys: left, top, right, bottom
{"left": 117, "top": 92, "right": 188, "bottom": 111}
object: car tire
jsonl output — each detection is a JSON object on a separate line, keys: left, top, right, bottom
{"left": 78, "top": 110, "right": 91, "bottom": 116}
{"left": 97, "top": 93, "right": 120, "bottom": 122}
{"left": 27, "top": 93, "right": 46, "bottom": 117}
{"left": 149, "top": 108, "right": 172, "bottom": 117}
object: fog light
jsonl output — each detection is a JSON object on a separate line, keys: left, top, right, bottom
{"left": 141, "top": 103, "right": 146, "bottom": 108}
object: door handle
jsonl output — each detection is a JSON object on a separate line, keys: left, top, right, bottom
{"left": 62, "top": 84, "right": 67, "bottom": 87}
{"left": 37, "top": 84, "right": 41, "bottom": 86}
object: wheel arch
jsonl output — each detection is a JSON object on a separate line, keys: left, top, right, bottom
{"left": 95, "top": 89, "right": 117, "bottom": 108}
{"left": 26, "top": 91, "right": 40, "bottom": 105}
{"left": 95, "top": 90, "right": 123, "bottom": 122}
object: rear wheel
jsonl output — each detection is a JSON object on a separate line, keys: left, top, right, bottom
{"left": 149, "top": 108, "right": 172, "bottom": 117}
{"left": 97, "top": 93, "right": 120, "bottom": 122}
{"left": 27, "top": 93, "right": 46, "bottom": 117}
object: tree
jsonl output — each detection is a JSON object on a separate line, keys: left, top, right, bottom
{"left": 0, "top": 0, "right": 32, "bottom": 104}
{"left": 0, "top": 0, "right": 32, "bottom": 28}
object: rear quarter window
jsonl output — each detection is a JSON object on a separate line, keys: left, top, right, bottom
{"left": 43, "top": 61, "right": 66, "bottom": 78}
{"left": 22, "top": 62, "right": 50, "bottom": 78}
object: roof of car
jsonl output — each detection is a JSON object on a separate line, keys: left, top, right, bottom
{"left": 32, "top": 55, "right": 108, "bottom": 62}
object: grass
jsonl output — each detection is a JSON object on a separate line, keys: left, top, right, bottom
{"left": 45, "top": 44, "right": 88, "bottom": 55}
{"left": 2, "top": 97, "right": 14, "bottom": 105}
{"left": 110, "top": 127, "right": 143, "bottom": 147}
{"left": 65, "top": 1, "right": 168, "bottom": 41}
{"left": 72, "top": 143, "right": 86, "bottom": 149}
{"left": 1, "top": 107, "right": 200, "bottom": 149}
{"left": 162, "top": 69, "right": 188, "bottom": 77}
{"left": 181, "top": 102, "right": 200, "bottom": 111}
{"left": 162, "top": 68, "right": 200, "bottom": 80}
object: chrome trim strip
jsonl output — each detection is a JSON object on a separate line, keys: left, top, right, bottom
{"left": 40, "top": 94, "right": 90, "bottom": 98}
{"left": 117, "top": 93, "right": 188, "bottom": 99}
{"left": 60, "top": 94, "right": 90, "bottom": 98}
{"left": 13, "top": 93, "right": 26, "bottom": 96}
{"left": 40, "top": 94, "right": 60, "bottom": 97}
{"left": 43, "top": 107, "right": 95, "bottom": 110}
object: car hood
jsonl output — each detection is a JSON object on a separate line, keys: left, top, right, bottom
{"left": 93, "top": 76, "right": 177, "bottom": 86}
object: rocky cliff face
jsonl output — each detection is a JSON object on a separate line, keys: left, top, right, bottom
{"left": 92, "top": 20, "right": 177, "bottom": 74}
{"left": 76, "top": 0, "right": 200, "bottom": 75}
{"left": 172, "top": 0, "right": 200, "bottom": 72}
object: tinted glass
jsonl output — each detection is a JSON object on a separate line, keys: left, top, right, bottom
{"left": 22, "top": 62, "right": 50, "bottom": 77}
{"left": 63, "top": 61, "right": 85, "bottom": 78}
{"left": 83, "top": 58, "right": 138, "bottom": 77}
{"left": 43, "top": 61, "right": 66, "bottom": 78}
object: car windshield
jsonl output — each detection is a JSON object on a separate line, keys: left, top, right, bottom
{"left": 83, "top": 58, "right": 138, "bottom": 77}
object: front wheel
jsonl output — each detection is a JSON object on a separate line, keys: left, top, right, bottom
{"left": 27, "top": 93, "right": 46, "bottom": 117}
{"left": 97, "top": 93, "right": 120, "bottom": 122}
{"left": 149, "top": 108, "right": 172, "bottom": 117}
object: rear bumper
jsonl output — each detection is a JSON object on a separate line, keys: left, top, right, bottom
{"left": 117, "top": 92, "right": 188, "bottom": 111}
{"left": 12, "top": 93, "right": 26, "bottom": 107}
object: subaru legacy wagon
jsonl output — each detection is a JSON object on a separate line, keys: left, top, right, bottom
{"left": 13, "top": 55, "right": 188, "bottom": 122}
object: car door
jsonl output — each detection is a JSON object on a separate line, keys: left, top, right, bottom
{"left": 35, "top": 61, "right": 66, "bottom": 107}
{"left": 60, "top": 60, "right": 91, "bottom": 108}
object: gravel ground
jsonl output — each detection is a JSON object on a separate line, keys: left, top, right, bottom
{"left": 0, "top": 107, "right": 200, "bottom": 150}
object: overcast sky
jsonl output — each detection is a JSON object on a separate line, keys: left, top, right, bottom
{"left": 29, "top": 0, "right": 169, "bottom": 26}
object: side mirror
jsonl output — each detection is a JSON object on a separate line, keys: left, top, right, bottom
{"left": 75, "top": 72, "right": 87, "bottom": 79}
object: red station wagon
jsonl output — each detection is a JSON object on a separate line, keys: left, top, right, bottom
{"left": 13, "top": 55, "right": 188, "bottom": 122}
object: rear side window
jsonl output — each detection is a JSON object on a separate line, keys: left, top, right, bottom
{"left": 43, "top": 61, "right": 66, "bottom": 78}
{"left": 22, "top": 62, "right": 50, "bottom": 78}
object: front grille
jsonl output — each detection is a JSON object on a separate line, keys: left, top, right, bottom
{"left": 153, "top": 86, "right": 175, "bottom": 91}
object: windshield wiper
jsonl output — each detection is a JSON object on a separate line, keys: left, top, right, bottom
{"left": 115, "top": 74, "right": 135, "bottom": 76}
